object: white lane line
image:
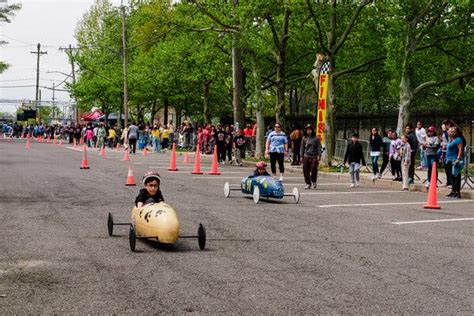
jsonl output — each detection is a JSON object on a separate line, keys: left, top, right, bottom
{"left": 302, "top": 190, "right": 396, "bottom": 195}
{"left": 391, "top": 218, "right": 474, "bottom": 225}
{"left": 317, "top": 200, "right": 472, "bottom": 208}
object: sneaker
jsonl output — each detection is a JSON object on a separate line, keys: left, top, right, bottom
{"left": 238, "top": 163, "right": 243, "bottom": 167}
{"left": 392, "top": 176, "right": 397, "bottom": 181}
{"left": 312, "top": 182, "right": 317, "bottom": 189}
{"left": 355, "top": 181, "right": 360, "bottom": 187}
{"left": 425, "top": 182, "right": 430, "bottom": 188}
{"left": 401, "top": 188, "right": 409, "bottom": 192}
{"left": 447, "top": 185, "right": 452, "bottom": 190}
{"left": 377, "top": 173, "right": 381, "bottom": 179}
{"left": 229, "top": 161, "right": 233, "bottom": 165}
{"left": 304, "top": 184, "right": 311, "bottom": 190}
{"left": 350, "top": 183, "right": 355, "bottom": 188}
{"left": 446, "top": 192, "right": 455, "bottom": 198}
{"left": 371, "top": 175, "right": 376, "bottom": 182}
{"left": 279, "top": 175, "right": 283, "bottom": 181}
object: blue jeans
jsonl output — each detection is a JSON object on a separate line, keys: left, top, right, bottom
{"left": 371, "top": 155, "right": 379, "bottom": 175}
{"left": 153, "top": 137, "right": 161, "bottom": 153}
{"left": 349, "top": 162, "right": 360, "bottom": 183}
{"left": 426, "top": 155, "right": 438, "bottom": 182}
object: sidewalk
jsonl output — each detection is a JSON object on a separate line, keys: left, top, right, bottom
{"left": 282, "top": 163, "right": 474, "bottom": 200}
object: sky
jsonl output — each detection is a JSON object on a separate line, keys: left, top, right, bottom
{"left": 0, "top": 0, "right": 122, "bottom": 114}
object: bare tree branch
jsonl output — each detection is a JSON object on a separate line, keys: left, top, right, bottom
{"left": 305, "top": 0, "right": 329, "bottom": 54}
{"left": 415, "top": 31, "right": 474, "bottom": 51}
{"left": 189, "top": 0, "right": 239, "bottom": 31}
{"left": 413, "top": 69, "right": 474, "bottom": 95}
{"left": 334, "top": 0, "right": 372, "bottom": 55}
{"left": 333, "top": 56, "right": 385, "bottom": 78}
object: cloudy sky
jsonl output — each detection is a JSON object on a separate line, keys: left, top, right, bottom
{"left": 0, "top": 0, "right": 122, "bottom": 113}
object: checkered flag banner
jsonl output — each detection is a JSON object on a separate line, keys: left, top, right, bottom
{"left": 320, "top": 61, "right": 330, "bottom": 74}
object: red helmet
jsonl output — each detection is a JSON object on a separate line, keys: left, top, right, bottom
{"left": 256, "top": 161, "right": 267, "bottom": 169}
{"left": 142, "top": 171, "right": 161, "bottom": 185}
{"left": 427, "top": 126, "right": 436, "bottom": 133}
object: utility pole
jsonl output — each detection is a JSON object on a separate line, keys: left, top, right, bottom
{"left": 31, "top": 43, "right": 47, "bottom": 107}
{"left": 59, "top": 44, "right": 78, "bottom": 122}
{"left": 121, "top": 0, "right": 129, "bottom": 127}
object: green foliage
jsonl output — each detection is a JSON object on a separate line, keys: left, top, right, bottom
{"left": 0, "top": 3, "right": 21, "bottom": 74}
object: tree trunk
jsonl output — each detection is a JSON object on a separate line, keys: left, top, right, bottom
{"left": 325, "top": 72, "right": 336, "bottom": 165}
{"left": 203, "top": 81, "right": 211, "bottom": 124}
{"left": 397, "top": 68, "right": 413, "bottom": 134}
{"left": 232, "top": 35, "right": 245, "bottom": 131}
{"left": 275, "top": 52, "right": 286, "bottom": 127}
{"left": 250, "top": 57, "right": 265, "bottom": 159}
{"left": 164, "top": 97, "right": 169, "bottom": 126}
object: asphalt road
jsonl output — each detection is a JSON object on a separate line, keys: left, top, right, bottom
{"left": 1, "top": 139, "right": 473, "bottom": 314}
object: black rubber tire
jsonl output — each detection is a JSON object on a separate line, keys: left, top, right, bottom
{"left": 198, "top": 224, "right": 206, "bottom": 251}
{"left": 107, "top": 213, "right": 114, "bottom": 237}
{"left": 129, "top": 225, "right": 136, "bottom": 252}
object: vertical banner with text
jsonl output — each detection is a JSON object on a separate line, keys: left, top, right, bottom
{"left": 317, "top": 73, "right": 329, "bottom": 148}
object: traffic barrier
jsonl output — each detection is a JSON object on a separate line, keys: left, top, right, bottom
{"left": 208, "top": 145, "right": 221, "bottom": 175}
{"left": 125, "top": 165, "right": 136, "bottom": 186}
{"left": 423, "top": 162, "right": 440, "bottom": 209}
{"left": 191, "top": 144, "right": 203, "bottom": 175}
{"left": 80, "top": 144, "right": 90, "bottom": 169}
{"left": 168, "top": 143, "right": 178, "bottom": 171}
{"left": 123, "top": 149, "right": 130, "bottom": 161}
{"left": 25, "top": 137, "right": 31, "bottom": 150}
{"left": 183, "top": 152, "right": 190, "bottom": 164}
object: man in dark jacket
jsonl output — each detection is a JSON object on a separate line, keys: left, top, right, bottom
{"left": 300, "top": 125, "right": 321, "bottom": 189}
{"left": 405, "top": 123, "right": 419, "bottom": 184}
{"left": 344, "top": 132, "right": 366, "bottom": 187}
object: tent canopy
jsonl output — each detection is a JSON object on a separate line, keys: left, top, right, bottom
{"left": 81, "top": 108, "right": 104, "bottom": 121}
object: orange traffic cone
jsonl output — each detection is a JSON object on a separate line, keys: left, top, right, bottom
{"left": 191, "top": 144, "right": 203, "bottom": 175}
{"left": 123, "top": 149, "right": 130, "bottom": 161}
{"left": 73, "top": 138, "right": 78, "bottom": 149}
{"left": 25, "top": 137, "right": 31, "bottom": 150}
{"left": 142, "top": 147, "right": 148, "bottom": 157}
{"left": 80, "top": 144, "right": 90, "bottom": 169}
{"left": 423, "top": 162, "right": 440, "bottom": 209}
{"left": 115, "top": 143, "right": 120, "bottom": 152}
{"left": 183, "top": 152, "right": 190, "bottom": 164}
{"left": 168, "top": 143, "right": 178, "bottom": 171}
{"left": 80, "top": 137, "right": 84, "bottom": 145}
{"left": 208, "top": 145, "right": 221, "bottom": 175}
{"left": 125, "top": 165, "right": 136, "bottom": 186}
{"left": 100, "top": 145, "right": 105, "bottom": 157}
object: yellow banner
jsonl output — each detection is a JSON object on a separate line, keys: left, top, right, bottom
{"left": 316, "top": 74, "right": 328, "bottom": 147}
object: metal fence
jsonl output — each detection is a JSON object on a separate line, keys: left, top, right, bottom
{"left": 334, "top": 139, "right": 347, "bottom": 161}
{"left": 462, "top": 146, "right": 473, "bottom": 189}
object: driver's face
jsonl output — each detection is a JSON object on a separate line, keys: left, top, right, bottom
{"left": 145, "top": 180, "right": 159, "bottom": 195}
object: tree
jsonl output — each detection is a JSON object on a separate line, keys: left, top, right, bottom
{"left": 0, "top": 3, "right": 21, "bottom": 73}
{"left": 385, "top": 1, "right": 474, "bottom": 132}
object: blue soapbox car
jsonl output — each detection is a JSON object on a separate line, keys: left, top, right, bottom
{"left": 224, "top": 175, "right": 300, "bottom": 204}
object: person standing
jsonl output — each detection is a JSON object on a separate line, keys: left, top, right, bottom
{"left": 289, "top": 125, "right": 304, "bottom": 165}
{"left": 97, "top": 123, "right": 106, "bottom": 149}
{"left": 422, "top": 126, "right": 440, "bottom": 188}
{"left": 243, "top": 124, "right": 253, "bottom": 156}
{"left": 389, "top": 131, "right": 402, "bottom": 181}
{"left": 265, "top": 123, "right": 288, "bottom": 181}
{"left": 224, "top": 126, "right": 233, "bottom": 164}
{"left": 440, "top": 120, "right": 453, "bottom": 188}
{"left": 343, "top": 132, "right": 366, "bottom": 188}
{"left": 405, "top": 123, "right": 419, "bottom": 184}
{"left": 161, "top": 125, "right": 170, "bottom": 150}
{"left": 127, "top": 122, "right": 139, "bottom": 154}
{"left": 369, "top": 127, "right": 383, "bottom": 181}
{"left": 214, "top": 124, "right": 226, "bottom": 163}
{"left": 151, "top": 125, "right": 161, "bottom": 153}
{"left": 379, "top": 130, "right": 392, "bottom": 177}
{"left": 415, "top": 121, "right": 427, "bottom": 170}
{"left": 233, "top": 129, "right": 246, "bottom": 166}
{"left": 399, "top": 134, "right": 412, "bottom": 191}
{"left": 300, "top": 125, "right": 321, "bottom": 189}
{"left": 445, "top": 126, "right": 465, "bottom": 198}
{"left": 168, "top": 120, "right": 175, "bottom": 145}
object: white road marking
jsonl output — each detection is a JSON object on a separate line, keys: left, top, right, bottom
{"left": 301, "top": 190, "right": 396, "bottom": 195}
{"left": 317, "top": 200, "right": 472, "bottom": 208}
{"left": 391, "top": 218, "right": 474, "bottom": 225}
